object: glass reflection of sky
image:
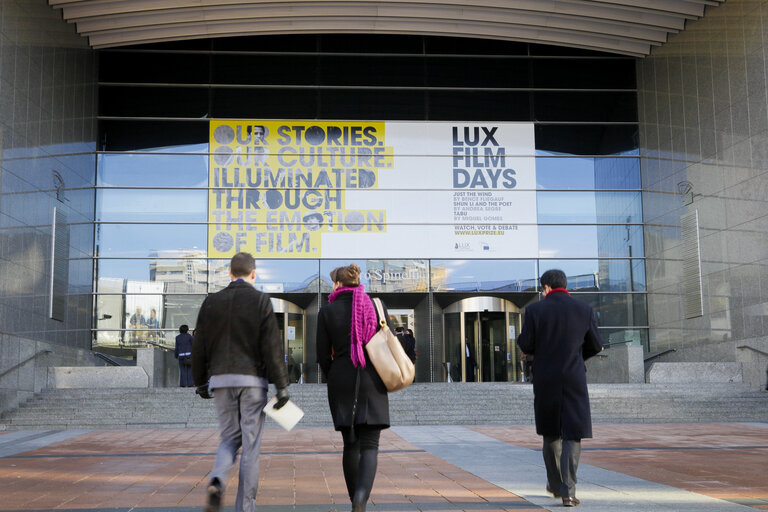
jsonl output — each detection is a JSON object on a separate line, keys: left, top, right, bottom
{"left": 96, "top": 224, "right": 206, "bottom": 257}
{"left": 537, "top": 191, "right": 642, "bottom": 224}
{"left": 209, "top": 259, "right": 320, "bottom": 292}
{"left": 97, "top": 189, "right": 207, "bottom": 221}
{"left": 97, "top": 151, "right": 208, "bottom": 187}
{"left": 430, "top": 260, "right": 537, "bottom": 291}
{"left": 536, "top": 157, "right": 640, "bottom": 190}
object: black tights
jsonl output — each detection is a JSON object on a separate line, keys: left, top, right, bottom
{"left": 340, "top": 426, "right": 381, "bottom": 508}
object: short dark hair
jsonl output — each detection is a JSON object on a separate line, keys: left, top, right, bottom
{"left": 541, "top": 269, "right": 567, "bottom": 289}
{"left": 179, "top": 325, "right": 189, "bottom": 333}
{"left": 230, "top": 252, "right": 256, "bottom": 278}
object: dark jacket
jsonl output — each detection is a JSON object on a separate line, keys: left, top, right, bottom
{"left": 174, "top": 332, "right": 193, "bottom": 359}
{"left": 316, "top": 291, "right": 391, "bottom": 430}
{"left": 192, "top": 280, "right": 289, "bottom": 390}
{"left": 517, "top": 291, "right": 603, "bottom": 440}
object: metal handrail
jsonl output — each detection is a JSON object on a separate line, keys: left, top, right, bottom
{"left": 737, "top": 345, "right": 768, "bottom": 358}
{"left": 0, "top": 349, "right": 52, "bottom": 379}
{"left": 144, "top": 340, "right": 173, "bottom": 352}
{"left": 605, "top": 340, "right": 634, "bottom": 347}
{"left": 93, "top": 352, "right": 126, "bottom": 366}
{"left": 644, "top": 348, "right": 677, "bottom": 363}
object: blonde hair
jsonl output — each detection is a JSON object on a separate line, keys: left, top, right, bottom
{"left": 330, "top": 264, "right": 361, "bottom": 287}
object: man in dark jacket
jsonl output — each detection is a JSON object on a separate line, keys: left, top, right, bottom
{"left": 174, "top": 324, "right": 193, "bottom": 387}
{"left": 517, "top": 269, "right": 603, "bottom": 507}
{"left": 193, "top": 252, "right": 290, "bottom": 512}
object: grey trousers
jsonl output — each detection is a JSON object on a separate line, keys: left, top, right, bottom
{"left": 542, "top": 436, "right": 582, "bottom": 499}
{"left": 211, "top": 386, "right": 268, "bottom": 512}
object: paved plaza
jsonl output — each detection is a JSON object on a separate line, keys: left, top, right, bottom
{"left": 0, "top": 423, "right": 766, "bottom": 512}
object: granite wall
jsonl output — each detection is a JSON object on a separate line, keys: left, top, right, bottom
{"left": 0, "top": 0, "right": 97, "bottom": 413}
{"left": 637, "top": 0, "right": 768, "bottom": 382}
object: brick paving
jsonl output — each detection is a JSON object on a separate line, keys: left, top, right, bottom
{"left": 473, "top": 423, "right": 768, "bottom": 510}
{"left": 0, "top": 423, "right": 766, "bottom": 512}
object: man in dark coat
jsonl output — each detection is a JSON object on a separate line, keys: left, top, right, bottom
{"left": 174, "top": 324, "right": 193, "bottom": 387}
{"left": 517, "top": 269, "right": 603, "bottom": 507}
{"left": 192, "top": 252, "right": 290, "bottom": 512}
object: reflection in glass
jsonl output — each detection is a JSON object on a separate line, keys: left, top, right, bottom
{"left": 430, "top": 260, "right": 537, "bottom": 291}
{"left": 96, "top": 224, "right": 206, "bottom": 257}
{"left": 539, "top": 225, "right": 643, "bottom": 258}
{"left": 97, "top": 153, "right": 208, "bottom": 187}
{"left": 539, "top": 259, "right": 646, "bottom": 292}
{"left": 597, "top": 327, "right": 649, "bottom": 350}
{"left": 572, "top": 293, "right": 648, "bottom": 327}
{"left": 537, "top": 192, "right": 641, "bottom": 224}
{"left": 97, "top": 189, "right": 207, "bottom": 222}
{"left": 93, "top": 293, "right": 205, "bottom": 349}
{"left": 320, "top": 260, "right": 429, "bottom": 292}
{"left": 209, "top": 259, "right": 320, "bottom": 293}
{"left": 95, "top": 278, "right": 124, "bottom": 346}
{"left": 444, "top": 313, "right": 462, "bottom": 382}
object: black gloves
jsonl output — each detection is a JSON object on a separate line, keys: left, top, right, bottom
{"left": 195, "top": 383, "right": 213, "bottom": 399}
{"left": 274, "top": 387, "right": 290, "bottom": 409}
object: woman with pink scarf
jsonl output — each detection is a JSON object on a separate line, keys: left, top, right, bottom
{"left": 316, "top": 264, "right": 392, "bottom": 512}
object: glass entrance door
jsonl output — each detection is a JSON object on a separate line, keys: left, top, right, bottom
{"left": 443, "top": 297, "right": 521, "bottom": 382}
{"left": 271, "top": 298, "right": 305, "bottom": 383}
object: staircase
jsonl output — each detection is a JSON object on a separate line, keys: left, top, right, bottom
{"left": 1, "top": 383, "right": 766, "bottom": 431}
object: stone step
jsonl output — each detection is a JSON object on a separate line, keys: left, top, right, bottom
{"left": 2, "top": 383, "right": 766, "bottom": 431}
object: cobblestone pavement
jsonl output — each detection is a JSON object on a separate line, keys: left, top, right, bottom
{"left": 0, "top": 423, "right": 765, "bottom": 512}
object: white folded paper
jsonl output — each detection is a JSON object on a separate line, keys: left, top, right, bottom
{"left": 264, "top": 396, "right": 304, "bottom": 431}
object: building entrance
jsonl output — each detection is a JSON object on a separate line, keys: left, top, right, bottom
{"left": 443, "top": 297, "right": 521, "bottom": 382}
{"left": 271, "top": 298, "right": 305, "bottom": 383}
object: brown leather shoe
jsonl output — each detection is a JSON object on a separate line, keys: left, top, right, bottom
{"left": 546, "top": 483, "right": 561, "bottom": 498}
{"left": 562, "top": 496, "right": 580, "bottom": 507}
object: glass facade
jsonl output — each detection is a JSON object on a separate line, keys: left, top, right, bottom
{"left": 93, "top": 34, "right": 646, "bottom": 380}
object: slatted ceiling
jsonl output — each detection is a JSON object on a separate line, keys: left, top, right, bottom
{"left": 48, "top": 0, "right": 724, "bottom": 55}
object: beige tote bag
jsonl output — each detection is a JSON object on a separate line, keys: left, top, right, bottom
{"left": 366, "top": 298, "right": 415, "bottom": 392}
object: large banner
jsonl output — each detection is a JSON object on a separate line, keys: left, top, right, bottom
{"left": 208, "top": 121, "right": 537, "bottom": 258}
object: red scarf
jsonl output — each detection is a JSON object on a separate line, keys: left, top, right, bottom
{"left": 545, "top": 287, "right": 570, "bottom": 297}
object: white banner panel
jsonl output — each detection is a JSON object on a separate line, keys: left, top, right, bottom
{"left": 208, "top": 120, "right": 537, "bottom": 258}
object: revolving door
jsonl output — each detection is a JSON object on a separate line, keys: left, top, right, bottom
{"left": 443, "top": 297, "right": 521, "bottom": 382}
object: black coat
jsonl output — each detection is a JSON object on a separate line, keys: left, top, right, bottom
{"left": 517, "top": 291, "right": 604, "bottom": 440}
{"left": 192, "top": 280, "right": 289, "bottom": 390}
{"left": 316, "top": 291, "right": 391, "bottom": 430}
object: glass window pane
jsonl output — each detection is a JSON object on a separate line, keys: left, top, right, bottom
{"left": 535, "top": 125, "right": 639, "bottom": 156}
{"left": 532, "top": 58, "right": 636, "bottom": 89}
{"left": 94, "top": 292, "right": 205, "bottom": 349}
{"left": 429, "top": 260, "right": 537, "bottom": 291}
{"left": 572, "top": 293, "right": 648, "bottom": 327}
{"left": 320, "top": 260, "right": 429, "bottom": 292}
{"left": 209, "top": 259, "right": 320, "bottom": 293}
{"left": 537, "top": 192, "right": 642, "bottom": 224}
{"left": 97, "top": 189, "right": 207, "bottom": 222}
{"left": 426, "top": 57, "right": 529, "bottom": 87}
{"left": 96, "top": 224, "right": 206, "bottom": 257}
{"left": 319, "top": 55, "right": 424, "bottom": 86}
{"left": 598, "top": 327, "right": 648, "bottom": 350}
{"left": 536, "top": 157, "right": 640, "bottom": 190}
{"left": 539, "top": 225, "right": 643, "bottom": 258}
{"left": 100, "top": 121, "right": 209, "bottom": 152}
{"left": 96, "top": 189, "right": 208, "bottom": 222}
{"left": 100, "top": 86, "right": 208, "bottom": 118}
{"left": 539, "top": 259, "right": 646, "bottom": 292}
{"left": 533, "top": 91, "right": 637, "bottom": 122}
{"left": 98, "top": 153, "right": 208, "bottom": 187}
{"left": 97, "top": 258, "right": 209, "bottom": 293}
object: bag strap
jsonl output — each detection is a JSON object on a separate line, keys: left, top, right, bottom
{"left": 349, "top": 366, "right": 361, "bottom": 442}
{"left": 372, "top": 297, "right": 387, "bottom": 329}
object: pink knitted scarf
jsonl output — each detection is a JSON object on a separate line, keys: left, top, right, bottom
{"left": 328, "top": 285, "right": 377, "bottom": 367}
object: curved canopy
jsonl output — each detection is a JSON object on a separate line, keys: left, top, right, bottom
{"left": 49, "top": 0, "right": 723, "bottom": 56}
